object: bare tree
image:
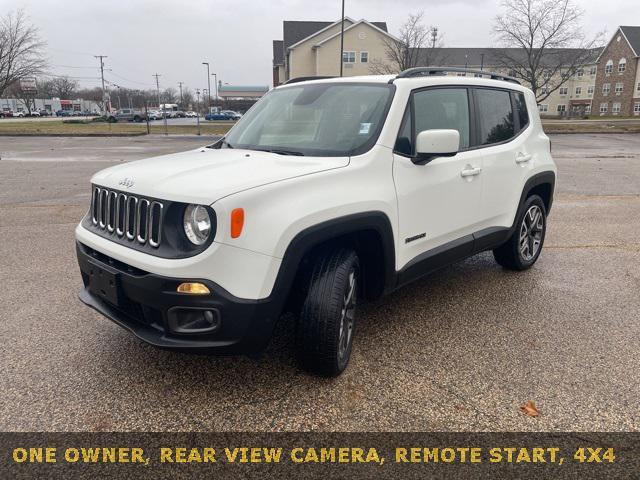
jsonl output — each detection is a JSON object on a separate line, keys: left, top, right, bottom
{"left": 160, "top": 87, "right": 177, "bottom": 103}
{"left": 369, "top": 12, "right": 444, "bottom": 75}
{"left": 76, "top": 87, "right": 106, "bottom": 112}
{"left": 40, "top": 76, "right": 79, "bottom": 99}
{"left": 0, "top": 9, "right": 47, "bottom": 98}
{"left": 181, "top": 87, "right": 194, "bottom": 109}
{"left": 6, "top": 80, "right": 36, "bottom": 114}
{"left": 493, "top": 0, "right": 603, "bottom": 102}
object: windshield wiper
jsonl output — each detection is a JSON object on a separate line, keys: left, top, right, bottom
{"left": 254, "top": 148, "right": 304, "bottom": 156}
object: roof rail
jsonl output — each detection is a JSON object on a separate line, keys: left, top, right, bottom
{"left": 391, "top": 67, "right": 521, "bottom": 85}
{"left": 282, "top": 76, "right": 336, "bottom": 85}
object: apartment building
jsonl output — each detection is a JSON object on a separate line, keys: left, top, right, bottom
{"left": 272, "top": 21, "right": 639, "bottom": 117}
{"left": 272, "top": 18, "right": 394, "bottom": 86}
{"left": 591, "top": 26, "right": 640, "bottom": 117}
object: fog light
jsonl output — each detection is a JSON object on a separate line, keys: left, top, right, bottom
{"left": 177, "top": 282, "right": 210, "bottom": 295}
{"left": 167, "top": 307, "right": 221, "bottom": 334}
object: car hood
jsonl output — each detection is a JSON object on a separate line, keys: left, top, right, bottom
{"left": 91, "top": 147, "right": 349, "bottom": 204}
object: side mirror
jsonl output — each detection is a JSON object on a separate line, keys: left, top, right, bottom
{"left": 414, "top": 129, "right": 460, "bottom": 165}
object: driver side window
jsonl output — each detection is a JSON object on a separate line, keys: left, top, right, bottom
{"left": 394, "top": 88, "right": 470, "bottom": 156}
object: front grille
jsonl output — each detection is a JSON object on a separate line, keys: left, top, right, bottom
{"left": 90, "top": 186, "right": 163, "bottom": 248}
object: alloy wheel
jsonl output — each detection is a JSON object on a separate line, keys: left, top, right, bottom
{"left": 337, "top": 269, "right": 356, "bottom": 362}
{"left": 519, "top": 205, "right": 544, "bottom": 261}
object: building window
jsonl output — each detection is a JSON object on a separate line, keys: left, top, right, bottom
{"left": 557, "top": 104, "right": 566, "bottom": 113}
{"left": 602, "top": 83, "right": 611, "bottom": 95}
{"left": 585, "top": 104, "right": 591, "bottom": 114}
{"left": 587, "top": 85, "right": 594, "bottom": 96}
{"left": 559, "top": 87, "right": 568, "bottom": 95}
{"left": 538, "top": 104, "right": 548, "bottom": 113}
{"left": 634, "top": 102, "right": 640, "bottom": 113}
{"left": 359, "top": 51, "right": 368, "bottom": 63}
{"left": 576, "top": 68, "right": 584, "bottom": 77}
{"left": 618, "top": 58, "right": 626, "bottom": 73}
{"left": 589, "top": 66, "right": 597, "bottom": 76}
{"left": 605, "top": 60, "right": 613, "bottom": 74}
{"left": 342, "top": 51, "right": 356, "bottom": 63}
{"left": 575, "top": 86, "right": 582, "bottom": 96}
{"left": 612, "top": 102, "right": 621, "bottom": 114}
{"left": 541, "top": 86, "right": 549, "bottom": 95}
{"left": 615, "top": 82, "right": 623, "bottom": 94}
{"left": 600, "top": 103, "right": 608, "bottom": 113}
{"left": 637, "top": 82, "right": 640, "bottom": 92}
{"left": 456, "top": 72, "right": 466, "bottom": 77}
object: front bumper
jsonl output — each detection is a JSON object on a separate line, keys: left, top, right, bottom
{"left": 76, "top": 242, "right": 281, "bottom": 354}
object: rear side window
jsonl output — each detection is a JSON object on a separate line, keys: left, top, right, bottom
{"left": 475, "top": 89, "right": 514, "bottom": 145}
{"left": 514, "top": 92, "right": 529, "bottom": 131}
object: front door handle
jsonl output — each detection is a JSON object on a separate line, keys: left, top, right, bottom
{"left": 516, "top": 153, "right": 532, "bottom": 164}
{"left": 460, "top": 166, "right": 482, "bottom": 177}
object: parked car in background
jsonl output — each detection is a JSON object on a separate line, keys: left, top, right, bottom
{"left": 38, "top": 110, "right": 51, "bottom": 117}
{"left": 220, "top": 110, "right": 242, "bottom": 120}
{"left": 56, "top": 110, "right": 73, "bottom": 117}
{"left": 185, "top": 111, "right": 198, "bottom": 118}
{"left": 106, "top": 108, "right": 146, "bottom": 123}
{"left": 174, "top": 110, "right": 186, "bottom": 118}
{"left": 27, "top": 111, "right": 41, "bottom": 117}
{"left": 204, "top": 111, "right": 236, "bottom": 121}
{"left": 12, "top": 111, "right": 26, "bottom": 117}
{"left": 1, "top": 110, "right": 13, "bottom": 118}
{"left": 147, "top": 110, "right": 162, "bottom": 120}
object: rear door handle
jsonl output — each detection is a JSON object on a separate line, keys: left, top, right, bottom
{"left": 516, "top": 153, "right": 532, "bottom": 164}
{"left": 460, "top": 166, "right": 482, "bottom": 177}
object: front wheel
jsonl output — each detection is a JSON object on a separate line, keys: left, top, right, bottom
{"left": 493, "top": 194, "right": 547, "bottom": 270}
{"left": 297, "top": 248, "right": 359, "bottom": 376}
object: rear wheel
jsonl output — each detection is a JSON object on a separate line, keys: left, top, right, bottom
{"left": 297, "top": 248, "right": 359, "bottom": 376}
{"left": 493, "top": 194, "right": 547, "bottom": 270}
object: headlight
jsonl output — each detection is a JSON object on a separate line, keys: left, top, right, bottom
{"left": 183, "top": 204, "right": 211, "bottom": 245}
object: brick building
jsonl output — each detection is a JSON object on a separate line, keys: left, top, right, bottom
{"left": 592, "top": 26, "right": 640, "bottom": 117}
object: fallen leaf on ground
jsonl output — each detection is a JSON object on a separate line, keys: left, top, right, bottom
{"left": 520, "top": 401, "right": 540, "bottom": 417}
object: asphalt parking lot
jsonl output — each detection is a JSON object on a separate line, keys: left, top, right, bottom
{"left": 0, "top": 134, "right": 638, "bottom": 432}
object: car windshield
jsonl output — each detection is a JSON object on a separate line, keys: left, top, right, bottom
{"left": 222, "top": 83, "right": 394, "bottom": 156}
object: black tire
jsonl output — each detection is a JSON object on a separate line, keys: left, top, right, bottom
{"left": 133, "top": 116, "right": 141, "bottom": 122}
{"left": 297, "top": 248, "right": 359, "bottom": 376}
{"left": 493, "top": 194, "right": 547, "bottom": 270}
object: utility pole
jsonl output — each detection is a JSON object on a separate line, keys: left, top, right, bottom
{"left": 339, "top": 0, "right": 345, "bottom": 76}
{"left": 154, "top": 73, "right": 168, "bottom": 136}
{"left": 94, "top": 55, "right": 108, "bottom": 112}
{"left": 195, "top": 88, "right": 201, "bottom": 136}
{"left": 211, "top": 73, "right": 217, "bottom": 104}
{"left": 202, "top": 62, "right": 211, "bottom": 113}
{"left": 178, "top": 81, "right": 184, "bottom": 108}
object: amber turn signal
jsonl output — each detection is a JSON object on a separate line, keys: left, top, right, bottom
{"left": 177, "top": 282, "right": 211, "bottom": 295}
{"left": 231, "top": 208, "right": 245, "bottom": 238}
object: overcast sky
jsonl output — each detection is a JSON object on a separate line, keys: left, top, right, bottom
{"left": 3, "top": 0, "right": 637, "bottom": 93}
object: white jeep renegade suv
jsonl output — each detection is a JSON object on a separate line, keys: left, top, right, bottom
{"left": 76, "top": 67, "right": 556, "bottom": 376}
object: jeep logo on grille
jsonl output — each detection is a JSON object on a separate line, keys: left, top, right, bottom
{"left": 118, "top": 177, "right": 135, "bottom": 188}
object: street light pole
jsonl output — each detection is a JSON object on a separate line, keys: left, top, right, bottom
{"left": 211, "top": 73, "right": 218, "bottom": 103}
{"left": 339, "top": 0, "right": 345, "bottom": 77}
{"left": 195, "top": 88, "right": 201, "bottom": 136}
{"left": 202, "top": 62, "right": 211, "bottom": 113}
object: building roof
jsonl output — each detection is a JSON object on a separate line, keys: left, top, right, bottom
{"left": 417, "top": 47, "right": 602, "bottom": 67}
{"left": 218, "top": 85, "right": 269, "bottom": 92}
{"left": 283, "top": 20, "right": 387, "bottom": 51}
{"left": 273, "top": 40, "right": 284, "bottom": 65}
{"left": 620, "top": 26, "right": 640, "bottom": 56}
{"left": 313, "top": 19, "right": 398, "bottom": 47}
